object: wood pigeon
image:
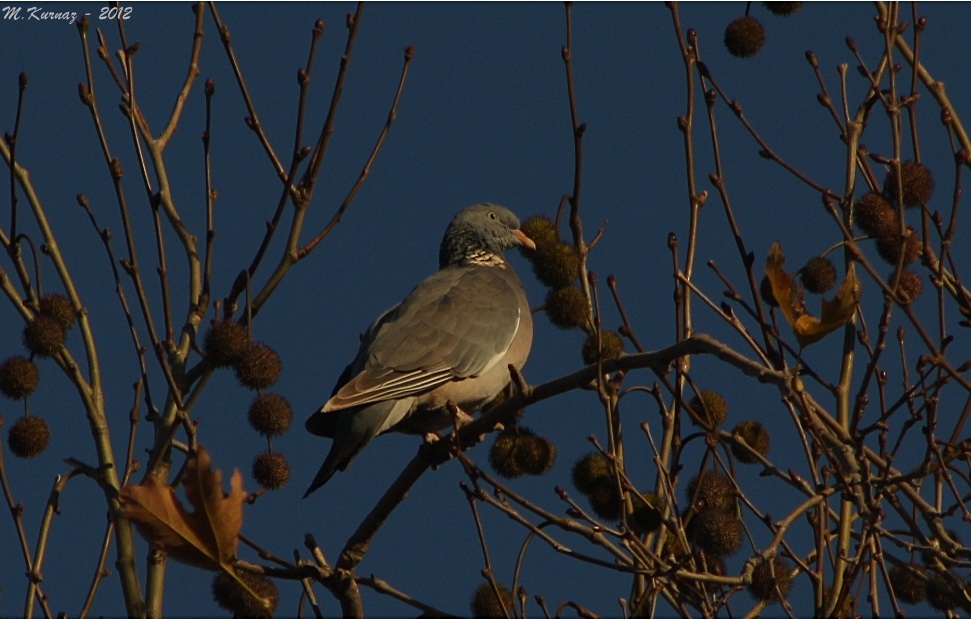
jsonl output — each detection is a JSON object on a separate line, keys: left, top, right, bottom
{"left": 303, "top": 203, "right": 534, "bottom": 497}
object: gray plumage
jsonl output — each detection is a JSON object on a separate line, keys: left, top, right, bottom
{"left": 303, "top": 203, "right": 534, "bottom": 497}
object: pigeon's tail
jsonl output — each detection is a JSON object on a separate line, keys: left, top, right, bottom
{"left": 303, "top": 410, "right": 356, "bottom": 498}
{"left": 302, "top": 408, "right": 343, "bottom": 496}
{"left": 303, "top": 455, "right": 341, "bottom": 498}
{"left": 305, "top": 406, "right": 339, "bottom": 438}
{"left": 302, "top": 400, "right": 403, "bottom": 498}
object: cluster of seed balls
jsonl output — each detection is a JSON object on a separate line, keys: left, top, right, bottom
{"left": 887, "top": 529, "right": 969, "bottom": 612}
{"left": 760, "top": 161, "right": 933, "bottom": 309}
{"left": 485, "top": 214, "right": 630, "bottom": 483}
{"left": 676, "top": 468, "right": 793, "bottom": 604}
{"left": 0, "top": 293, "right": 77, "bottom": 459}
{"left": 518, "top": 215, "right": 624, "bottom": 365}
{"left": 682, "top": 391, "right": 772, "bottom": 582}
{"left": 760, "top": 161, "right": 934, "bottom": 314}
{"left": 854, "top": 160, "right": 934, "bottom": 303}
{"left": 667, "top": 392, "right": 788, "bottom": 604}
{"left": 688, "top": 390, "right": 770, "bottom": 464}
{"left": 723, "top": 3, "right": 803, "bottom": 59}
{"left": 203, "top": 320, "right": 291, "bottom": 491}
{"left": 683, "top": 472, "right": 741, "bottom": 562}
{"left": 571, "top": 452, "right": 662, "bottom": 536}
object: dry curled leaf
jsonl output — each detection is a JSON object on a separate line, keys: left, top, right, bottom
{"left": 121, "top": 445, "right": 244, "bottom": 570}
{"left": 765, "top": 241, "right": 861, "bottom": 347}
{"left": 121, "top": 446, "right": 271, "bottom": 611}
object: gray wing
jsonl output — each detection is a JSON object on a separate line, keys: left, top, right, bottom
{"left": 324, "top": 264, "right": 522, "bottom": 411}
{"left": 304, "top": 304, "right": 396, "bottom": 438}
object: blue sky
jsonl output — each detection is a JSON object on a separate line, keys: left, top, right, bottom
{"left": 2, "top": 2, "right": 970, "bottom": 617}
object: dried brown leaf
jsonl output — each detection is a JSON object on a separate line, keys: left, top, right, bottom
{"left": 121, "top": 447, "right": 272, "bottom": 611}
{"left": 121, "top": 446, "right": 244, "bottom": 570}
{"left": 765, "top": 241, "right": 861, "bottom": 347}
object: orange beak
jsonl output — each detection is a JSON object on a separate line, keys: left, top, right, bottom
{"left": 512, "top": 229, "right": 536, "bottom": 251}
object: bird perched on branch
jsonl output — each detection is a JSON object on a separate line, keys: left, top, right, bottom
{"left": 303, "top": 203, "right": 534, "bottom": 497}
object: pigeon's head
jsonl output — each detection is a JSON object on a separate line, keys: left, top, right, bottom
{"left": 439, "top": 203, "right": 536, "bottom": 268}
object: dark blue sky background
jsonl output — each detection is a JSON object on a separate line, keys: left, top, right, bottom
{"left": 2, "top": 2, "right": 970, "bottom": 617}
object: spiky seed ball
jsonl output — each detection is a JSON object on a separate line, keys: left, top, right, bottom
{"left": 889, "top": 564, "right": 926, "bottom": 605}
{"left": 234, "top": 342, "right": 282, "bottom": 390}
{"left": 763, "top": 2, "right": 803, "bottom": 15}
{"left": 211, "top": 570, "right": 279, "bottom": 618}
{"left": 731, "top": 420, "right": 770, "bottom": 463}
{"left": 581, "top": 330, "right": 625, "bottom": 365}
{"left": 854, "top": 192, "right": 897, "bottom": 237}
{"left": 531, "top": 242, "right": 580, "bottom": 289}
{"left": 588, "top": 477, "right": 623, "bottom": 521}
{"left": 489, "top": 429, "right": 525, "bottom": 479}
{"left": 490, "top": 427, "right": 556, "bottom": 478}
{"left": 519, "top": 433, "right": 557, "bottom": 476}
{"left": 204, "top": 320, "right": 250, "bottom": 367}
{"left": 892, "top": 269, "right": 923, "bottom": 304}
{"left": 39, "top": 293, "right": 75, "bottom": 329}
{"left": 689, "top": 390, "right": 728, "bottom": 429}
{"left": 470, "top": 582, "right": 515, "bottom": 618}
{"left": 519, "top": 215, "right": 558, "bottom": 250}
{"left": 926, "top": 571, "right": 960, "bottom": 612}
{"left": 689, "top": 510, "right": 743, "bottom": 556}
{"left": 23, "top": 316, "right": 66, "bottom": 358}
{"left": 0, "top": 356, "right": 40, "bottom": 400}
{"left": 247, "top": 393, "right": 293, "bottom": 437}
{"left": 629, "top": 493, "right": 663, "bottom": 535}
{"left": 251, "top": 452, "right": 290, "bottom": 490}
{"left": 686, "top": 471, "right": 734, "bottom": 514}
{"left": 885, "top": 160, "right": 935, "bottom": 208}
{"left": 800, "top": 256, "right": 837, "bottom": 294}
{"left": 572, "top": 452, "right": 612, "bottom": 495}
{"left": 545, "top": 286, "right": 588, "bottom": 330}
{"left": 759, "top": 275, "right": 779, "bottom": 307}
{"left": 749, "top": 556, "right": 793, "bottom": 603}
{"left": 876, "top": 226, "right": 921, "bottom": 265}
{"left": 7, "top": 415, "right": 50, "bottom": 458}
{"left": 724, "top": 16, "right": 766, "bottom": 58}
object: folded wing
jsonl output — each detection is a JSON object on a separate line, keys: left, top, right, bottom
{"left": 323, "top": 265, "right": 522, "bottom": 412}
